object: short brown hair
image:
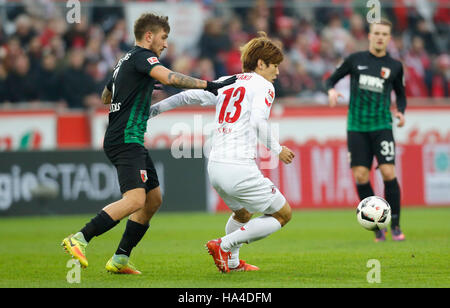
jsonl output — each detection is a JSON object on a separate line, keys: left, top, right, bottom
{"left": 134, "top": 13, "right": 170, "bottom": 41}
{"left": 240, "top": 31, "right": 284, "bottom": 72}
{"left": 369, "top": 18, "right": 393, "bottom": 32}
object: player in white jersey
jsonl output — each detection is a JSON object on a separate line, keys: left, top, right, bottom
{"left": 149, "top": 32, "right": 295, "bottom": 273}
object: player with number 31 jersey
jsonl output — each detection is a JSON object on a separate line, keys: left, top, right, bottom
{"left": 325, "top": 19, "right": 407, "bottom": 242}
{"left": 149, "top": 32, "right": 295, "bottom": 273}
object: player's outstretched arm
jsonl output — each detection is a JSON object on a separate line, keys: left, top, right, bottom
{"left": 150, "top": 65, "right": 236, "bottom": 95}
{"left": 149, "top": 89, "right": 217, "bottom": 119}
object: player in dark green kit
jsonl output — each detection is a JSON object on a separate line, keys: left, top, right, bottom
{"left": 325, "top": 19, "right": 406, "bottom": 242}
{"left": 62, "top": 13, "right": 236, "bottom": 274}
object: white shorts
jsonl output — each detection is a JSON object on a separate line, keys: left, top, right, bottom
{"left": 207, "top": 160, "right": 286, "bottom": 214}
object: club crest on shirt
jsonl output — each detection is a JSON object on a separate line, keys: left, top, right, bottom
{"left": 265, "top": 89, "right": 275, "bottom": 107}
{"left": 147, "top": 57, "right": 159, "bottom": 65}
{"left": 271, "top": 185, "right": 277, "bottom": 194}
{"left": 380, "top": 67, "right": 391, "bottom": 79}
{"left": 140, "top": 170, "right": 148, "bottom": 183}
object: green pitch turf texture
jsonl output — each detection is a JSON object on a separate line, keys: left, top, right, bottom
{"left": 0, "top": 207, "right": 448, "bottom": 288}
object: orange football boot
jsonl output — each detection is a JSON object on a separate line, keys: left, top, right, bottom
{"left": 206, "top": 239, "right": 231, "bottom": 273}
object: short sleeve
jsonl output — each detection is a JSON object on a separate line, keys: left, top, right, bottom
{"left": 135, "top": 51, "right": 162, "bottom": 75}
{"left": 106, "top": 78, "right": 113, "bottom": 91}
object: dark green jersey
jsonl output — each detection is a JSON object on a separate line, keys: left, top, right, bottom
{"left": 104, "top": 46, "right": 161, "bottom": 146}
{"left": 326, "top": 51, "right": 406, "bottom": 132}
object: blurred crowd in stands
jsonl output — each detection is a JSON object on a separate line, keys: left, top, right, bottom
{"left": 0, "top": 0, "right": 448, "bottom": 110}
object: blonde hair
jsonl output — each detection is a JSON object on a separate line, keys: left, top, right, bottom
{"left": 240, "top": 31, "right": 284, "bottom": 72}
{"left": 369, "top": 18, "right": 393, "bottom": 33}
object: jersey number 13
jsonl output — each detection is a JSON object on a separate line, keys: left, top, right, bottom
{"left": 218, "top": 87, "right": 246, "bottom": 124}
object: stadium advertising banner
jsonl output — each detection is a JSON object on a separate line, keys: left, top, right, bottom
{"left": 0, "top": 150, "right": 207, "bottom": 216}
{"left": 210, "top": 143, "right": 450, "bottom": 211}
{"left": 0, "top": 110, "right": 57, "bottom": 151}
{"left": 92, "top": 106, "right": 450, "bottom": 149}
{"left": 422, "top": 144, "right": 450, "bottom": 205}
{"left": 89, "top": 106, "right": 450, "bottom": 210}
{"left": 1, "top": 106, "right": 448, "bottom": 214}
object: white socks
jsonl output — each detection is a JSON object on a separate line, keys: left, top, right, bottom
{"left": 225, "top": 215, "right": 246, "bottom": 268}
{"left": 220, "top": 215, "right": 282, "bottom": 258}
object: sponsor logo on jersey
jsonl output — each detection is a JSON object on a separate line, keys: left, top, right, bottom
{"left": 147, "top": 57, "right": 159, "bottom": 65}
{"left": 357, "top": 65, "right": 368, "bottom": 70}
{"left": 109, "top": 102, "right": 121, "bottom": 113}
{"left": 380, "top": 67, "right": 391, "bottom": 79}
{"left": 358, "top": 74, "right": 385, "bottom": 93}
{"left": 140, "top": 170, "right": 148, "bottom": 183}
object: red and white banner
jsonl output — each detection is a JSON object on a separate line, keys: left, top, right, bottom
{"left": 2, "top": 105, "right": 448, "bottom": 209}
{"left": 209, "top": 142, "right": 450, "bottom": 210}
{"left": 0, "top": 110, "right": 56, "bottom": 151}
{"left": 89, "top": 105, "right": 450, "bottom": 209}
{"left": 422, "top": 144, "right": 450, "bottom": 204}
{"left": 90, "top": 105, "right": 450, "bottom": 148}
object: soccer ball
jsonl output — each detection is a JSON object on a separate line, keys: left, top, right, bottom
{"left": 356, "top": 196, "right": 391, "bottom": 231}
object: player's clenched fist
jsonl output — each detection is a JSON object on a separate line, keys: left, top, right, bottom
{"left": 395, "top": 111, "right": 405, "bottom": 127}
{"left": 327, "top": 88, "right": 344, "bottom": 107}
{"left": 279, "top": 146, "right": 295, "bottom": 164}
{"left": 205, "top": 75, "right": 237, "bottom": 95}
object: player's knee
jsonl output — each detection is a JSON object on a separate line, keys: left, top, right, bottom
{"left": 381, "top": 172, "right": 396, "bottom": 181}
{"left": 355, "top": 175, "right": 369, "bottom": 184}
{"left": 272, "top": 202, "right": 292, "bottom": 227}
{"left": 233, "top": 209, "right": 252, "bottom": 223}
{"left": 151, "top": 193, "right": 163, "bottom": 208}
{"left": 379, "top": 165, "right": 396, "bottom": 181}
{"left": 282, "top": 206, "right": 292, "bottom": 226}
{"left": 149, "top": 187, "right": 163, "bottom": 206}
{"left": 143, "top": 188, "right": 163, "bottom": 216}
{"left": 126, "top": 192, "right": 147, "bottom": 211}
{"left": 352, "top": 167, "right": 370, "bottom": 184}
{"left": 143, "top": 201, "right": 161, "bottom": 219}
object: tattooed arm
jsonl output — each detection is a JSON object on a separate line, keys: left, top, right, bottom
{"left": 101, "top": 87, "right": 112, "bottom": 105}
{"left": 150, "top": 65, "right": 237, "bottom": 95}
{"left": 150, "top": 65, "right": 207, "bottom": 89}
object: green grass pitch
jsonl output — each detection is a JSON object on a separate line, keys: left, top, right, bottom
{"left": 0, "top": 207, "right": 449, "bottom": 288}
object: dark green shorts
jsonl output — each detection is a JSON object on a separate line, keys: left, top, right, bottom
{"left": 104, "top": 143, "right": 159, "bottom": 194}
{"left": 347, "top": 129, "right": 396, "bottom": 168}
